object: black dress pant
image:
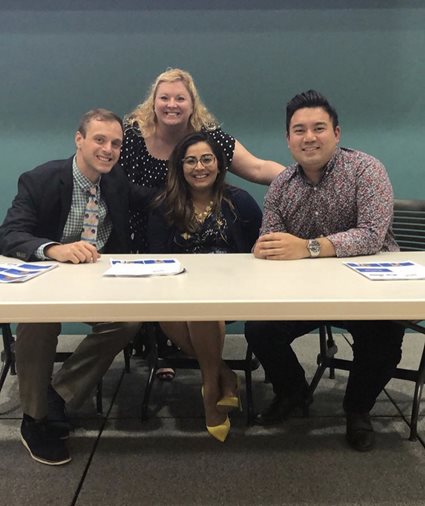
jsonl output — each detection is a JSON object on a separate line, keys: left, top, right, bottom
{"left": 245, "top": 320, "right": 404, "bottom": 413}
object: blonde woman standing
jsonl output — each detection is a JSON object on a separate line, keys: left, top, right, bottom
{"left": 120, "top": 67, "right": 284, "bottom": 253}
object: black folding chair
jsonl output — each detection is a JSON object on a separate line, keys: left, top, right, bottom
{"left": 310, "top": 199, "right": 425, "bottom": 441}
{"left": 0, "top": 323, "right": 16, "bottom": 393}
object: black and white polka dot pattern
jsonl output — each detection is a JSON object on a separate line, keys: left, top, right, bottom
{"left": 119, "top": 124, "right": 235, "bottom": 252}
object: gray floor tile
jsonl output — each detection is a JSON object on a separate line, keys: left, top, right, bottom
{"left": 1, "top": 332, "right": 424, "bottom": 506}
{"left": 0, "top": 418, "right": 99, "bottom": 506}
{"left": 0, "top": 372, "right": 20, "bottom": 418}
{"left": 76, "top": 417, "right": 425, "bottom": 506}
{"left": 416, "top": 415, "right": 425, "bottom": 441}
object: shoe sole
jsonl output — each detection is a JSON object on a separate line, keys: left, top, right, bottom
{"left": 20, "top": 435, "right": 72, "bottom": 466}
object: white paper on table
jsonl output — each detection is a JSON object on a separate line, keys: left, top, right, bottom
{"left": 344, "top": 260, "right": 425, "bottom": 280}
{"left": 104, "top": 258, "right": 185, "bottom": 277}
{"left": 0, "top": 262, "right": 57, "bottom": 283}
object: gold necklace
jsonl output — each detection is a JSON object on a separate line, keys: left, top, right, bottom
{"left": 193, "top": 200, "right": 214, "bottom": 223}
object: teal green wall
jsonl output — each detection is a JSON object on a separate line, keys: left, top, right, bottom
{"left": 1, "top": 1, "right": 425, "bottom": 223}
{"left": 2, "top": 1, "right": 423, "bottom": 333}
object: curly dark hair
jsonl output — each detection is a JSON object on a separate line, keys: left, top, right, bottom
{"left": 157, "top": 131, "right": 232, "bottom": 233}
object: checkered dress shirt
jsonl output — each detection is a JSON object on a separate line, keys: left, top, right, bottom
{"left": 35, "top": 157, "right": 112, "bottom": 258}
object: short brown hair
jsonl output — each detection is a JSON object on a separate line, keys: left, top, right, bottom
{"left": 78, "top": 108, "right": 123, "bottom": 137}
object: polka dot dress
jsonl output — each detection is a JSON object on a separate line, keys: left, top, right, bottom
{"left": 119, "top": 123, "right": 236, "bottom": 252}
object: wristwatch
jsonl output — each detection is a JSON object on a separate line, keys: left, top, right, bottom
{"left": 307, "top": 239, "right": 321, "bottom": 258}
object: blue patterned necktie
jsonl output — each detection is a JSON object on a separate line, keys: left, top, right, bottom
{"left": 81, "top": 187, "right": 99, "bottom": 245}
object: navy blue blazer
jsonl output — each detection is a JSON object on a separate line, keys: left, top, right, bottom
{"left": 0, "top": 156, "right": 150, "bottom": 261}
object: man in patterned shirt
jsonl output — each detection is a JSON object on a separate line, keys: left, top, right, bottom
{"left": 0, "top": 109, "right": 143, "bottom": 465}
{"left": 245, "top": 90, "right": 404, "bottom": 452}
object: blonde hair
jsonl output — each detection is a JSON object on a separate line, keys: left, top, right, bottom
{"left": 124, "top": 68, "right": 218, "bottom": 137}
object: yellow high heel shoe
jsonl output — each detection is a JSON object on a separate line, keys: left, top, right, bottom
{"left": 217, "top": 376, "right": 242, "bottom": 412}
{"left": 206, "top": 416, "right": 231, "bottom": 442}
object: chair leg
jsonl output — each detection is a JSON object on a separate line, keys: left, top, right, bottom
{"left": 244, "top": 346, "right": 256, "bottom": 425}
{"left": 326, "top": 324, "right": 336, "bottom": 379}
{"left": 244, "top": 373, "right": 252, "bottom": 426}
{"left": 10, "top": 354, "right": 16, "bottom": 376}
{"left": 123, "top": 343, "right": 132, "bottom": 374}
{"left": 141, "top": 324, "right": 159, "bottom": 421}
{"left": 96, "top": 380, "right": 103, "bottom": 415}
{"left": 308, "top": 325, "right": 338, "bottom": 397}
{"left": 408, "top": 344, "right": 425, "bottom": 441}
{"left": 0, "top": 324, "right": 14, "bottom": 392}
{"left": 0, "top": 355, "right": 11, "bottom": 393}
{"left": 141, "top": 364, "right": 157, "bottom": 421}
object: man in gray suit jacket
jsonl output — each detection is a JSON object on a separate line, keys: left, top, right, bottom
{"left": 0, "top": 109, "right": 142, "bottom": 466}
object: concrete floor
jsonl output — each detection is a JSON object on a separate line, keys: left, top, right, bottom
{"left": 0, "top": 332, "right": 424, "bottom": 506}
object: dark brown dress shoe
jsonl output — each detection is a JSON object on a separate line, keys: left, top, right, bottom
{"left": 346, "top": 412, "right": 375, "bottom": 452}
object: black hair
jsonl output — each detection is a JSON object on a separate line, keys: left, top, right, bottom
{"left": 286, "top": 90, "right": 339, "bottom": 134}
